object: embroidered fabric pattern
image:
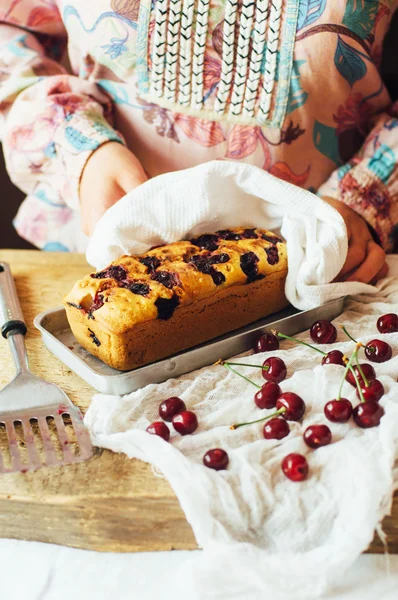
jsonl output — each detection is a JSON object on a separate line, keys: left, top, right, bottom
{"left": 230, "top": 0, "right": 256, "bottom": 117}
{"left": 243, "top": 0, "right": 269, "bottom": 118}
{"left": 178, "top": 0, "right": 195, "bottom": 106}
{"left": 214, "top": 0, "right": 239, "bottom": 114}
{"left": 258, "top": 0, "right": 283, "bottom": 122}
{"left": 145, "top": 0, "right": 293, "bottom": 125}
{"left": 191, "top": 0, "right": 210, "bottom": 110}
{"left": 150, "top": 0, "right": 168, "bottom": 98}
{"left": 164, "top": 0, "right": 182, "bottom": 101}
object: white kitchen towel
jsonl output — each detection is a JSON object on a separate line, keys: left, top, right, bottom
{"left": 86, "top": 160, "right": 378, "bottom": 310}
{"left": 85, "top": 269, "right": 398, "bottom": 600}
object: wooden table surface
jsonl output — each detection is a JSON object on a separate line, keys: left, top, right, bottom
{"left": 0, "top": 250, "right": 396, "bottom": 553}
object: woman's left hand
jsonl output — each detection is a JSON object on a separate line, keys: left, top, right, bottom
{"left": 322, "top": 196, "right": 388, "bottom": 284}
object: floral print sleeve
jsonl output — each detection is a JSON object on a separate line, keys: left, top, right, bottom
{"left": 318, "top": 103, "right": 398, "bottom": 251}
{"left": 0, "top": 0, "right": 124, "bottom": 248}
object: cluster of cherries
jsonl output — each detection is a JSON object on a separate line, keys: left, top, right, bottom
{"left": 146, "top": 397, "right": 229, "bottom": 471}
{"left": 146, "top": 312, "right": 397, "bottom": 480}
{"left": 224, "top": 312, "right": 397, "bottom": 481}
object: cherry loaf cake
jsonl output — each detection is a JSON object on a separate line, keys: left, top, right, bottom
{"left": 64, "top": 228, "right": 288, "bottom": 371}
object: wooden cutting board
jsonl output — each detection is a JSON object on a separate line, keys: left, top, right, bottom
{"left": 0, "top": 249, "right": 396, "bottom": 553}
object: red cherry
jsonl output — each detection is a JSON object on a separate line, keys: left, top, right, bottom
{"left": 276, "top": 392, "right": 306, "bottom": 421}
{"left": 364, "top": 339, "right": 392, "bottom": 363}
{"left": 324, "top": 399, "right": 353, "bottom": 423}
{"left": 254, "top": 382, "right": 281, "bottom": 409}
{"left": 262, "top": 357, "right": 287, "bottom": 383}
{"left": 303, "top": 424, "right": 332, "bottom": 449}
{"left": 322, "top": 350, "right": 346, "bottom": 366}
{"left": 310, "top": 320, "right": 337, "bottom": 344}
{"left": 353, "top": 401, "right": 384, "bottom": 428}
{"left": 203, "top": 448, "right": 229, "bottom": 471}
{"left": 356, "top": 379, "right": 384, "bottom": 403}
{"left": 254, "top": 333, "right": 279, "bottom": 354}
{"left": 263, "top": 418, "right": 290, "bottom": 440}
{"left": 159, "top": 396, "right": 186, "bottom": 421}
{"left": 346, "top": 364, "right": 376, "bottom": 387}
{"left": 146, "top": 421, "right": 170, "bottom": 441}
{"left": 282, "top": 453, "right": 309, "bottom": 482}
{"left": 172, "top": 411, "right": 198, "bottom": 435}
{"left": 377, "top": 313, "right": 398, "bottom": 334}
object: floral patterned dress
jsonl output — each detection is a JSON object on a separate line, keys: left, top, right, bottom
{"left": 0, "top": 0, "right": 397, "bottom": 252}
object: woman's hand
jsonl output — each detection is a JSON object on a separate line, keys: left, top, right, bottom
{"left": 322, "top": 196, "right": 388, "bottom": 284}
{"left": 80, "top": 142, "right": 148, "bottom": 236}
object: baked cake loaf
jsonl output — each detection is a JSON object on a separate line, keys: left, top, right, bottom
{"left": 64, "top": 228, "right": 288, "bottom": 371}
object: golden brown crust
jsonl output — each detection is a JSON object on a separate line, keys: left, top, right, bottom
{"left": 64, "top": 228, "right": 288, "bottom": 370}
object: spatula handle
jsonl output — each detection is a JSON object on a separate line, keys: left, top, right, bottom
{"left": 0, "top": 262, "right": 27, "bottom": 338}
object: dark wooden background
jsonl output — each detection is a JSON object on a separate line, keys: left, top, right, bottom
{"left": 1, "top": 12, "right": 397, "bottom": 249}
{"left": 1, "top": 149, "right": 32, "bottom": 249}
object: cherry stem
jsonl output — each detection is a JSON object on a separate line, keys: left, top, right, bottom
{"left": 355, "top": 355, "right": 370, "bottom": 388}
{"left": 339, "top": 325, "right": 358, "bottom": 345}
{"left": 224, "top": 360, "right": 270, "bottom": 371}
{"left": 338, "top": 349, "right": 357, "bottom": 400}
{"left": 273, "top": 330, "right": 326, "bottom": 356}
{"left": 349, "top": 364, "right": 366, "bottom": 403}
{"left": 223, "top": 363, "right": 261, "bottom": 390}
{"left": 340, "top": 325, "right": 372, "bottom": 354}
{"left": 230, "top": 407, "right": 286, "bottom": 430}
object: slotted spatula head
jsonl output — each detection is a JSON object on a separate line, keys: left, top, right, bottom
{"left": 0, "top": 262, "right": 94, "bottom": 473}
{"left": 0, "top": 352, "right": 93, "bottom": 473}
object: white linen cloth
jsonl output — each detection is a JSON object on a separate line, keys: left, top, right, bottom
{"left": 84, "top": 163, "right": 398, "bottom": 598}
{"left": 86, "top": 160, "right": 379, "bottom": 309}
{"left": 85, "top": 278, "right": 398, "bottom": 599}
{"left": 1, "top": 541, "right": 398, "bottom": 600}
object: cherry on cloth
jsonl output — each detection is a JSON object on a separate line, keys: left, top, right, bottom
{"left": 322, "top": 350, "right": 346, "bottom": 366}
{"left": 310, "top": 320, "right": 337, "bottom": 344}
{"left": 282, "top": 453, "right": 309, "bottom": 482}
{"left": 262, "top": 357, "right": 287, "bottom": 383}
{"left": 172, "top": 411, "right": 198, "bottom": 435}
{"left": 254, "top": 382, "right": 281, "bottom": 409}
{"left": 324, "top": 399, "right": 352, "bottom": 423}
{"left": 159, "top": 396, "right": 186, "bottom": 421}
{"left": 377, "top": 313, "right": 398, "bottom": 334}
{"left": 254, "top": 333, "right": 279, "bottom": 354}
{"left": 146, "top": 421, "right": 170, "bottom": 441}
{"left": 263, "top": 418, "right": 290, "bottom": 440}
{"left": 203, "top": 448, "right": 229, "bottom": 470}
{"left": 84, "top": 297, "right": 398, "bottom": 599}
{"left": 356, "top": 380, "right": 384, "bottom": 403}
{"left": 364, "top": 339, "right": 393, "bottom": 363}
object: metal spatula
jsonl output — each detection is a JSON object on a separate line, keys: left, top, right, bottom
{"left": 0, "top": 262, "right": 93, "bottom": 473}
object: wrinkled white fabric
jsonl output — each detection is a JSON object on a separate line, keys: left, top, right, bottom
{"left": 85, "top": 265, "right": 398, "bottom": 600}
{"left": 86, "top": 162, "right": 398, "bottom": 598}
{"left": 1, "top": 541, "right": 398, "bottom": 600}
{"left": 86, "top": 160, "right": 378, "bottom": 310}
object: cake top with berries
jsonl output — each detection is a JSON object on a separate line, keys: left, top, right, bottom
{"left": 64, "top": 228, "right": 287, "bottom": 334}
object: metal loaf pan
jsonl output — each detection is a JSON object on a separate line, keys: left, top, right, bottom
{"left": 34, "top": 298, "right": 345, "bottom": 396}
